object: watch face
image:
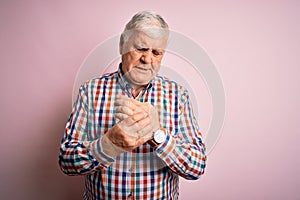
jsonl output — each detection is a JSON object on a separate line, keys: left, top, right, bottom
{"left": 154, "top": 130, "right": 166, "bottom": 144}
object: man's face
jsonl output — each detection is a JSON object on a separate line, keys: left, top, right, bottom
{"left": 121, "top": 30, "right": 168, "bottom": 87}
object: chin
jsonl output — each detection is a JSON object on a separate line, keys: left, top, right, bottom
{"left": 133, "top": 74, "right": 152, "bottom": 82}
{"left": 132, "top": 78, "right": 152, "bottom": 86}
{"left": 135, "top": 80, "right": 151, "bottom": 85}
{"left": 126, "top": 71, "right": 154, "bottom": 86}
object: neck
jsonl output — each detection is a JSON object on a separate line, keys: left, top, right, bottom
{"left": 131, "top": 85, "right": 146, "bottom": 98}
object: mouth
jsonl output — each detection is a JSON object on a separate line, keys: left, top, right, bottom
{"left": 135, "top": 66, "right": 150, "bottom": 72}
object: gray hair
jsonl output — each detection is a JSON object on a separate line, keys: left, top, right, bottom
{"left": 119, "top": 11, "right": 169, "bottom": 54}
{"left": 124, "top": 10, "right": 169, "bottom": 30}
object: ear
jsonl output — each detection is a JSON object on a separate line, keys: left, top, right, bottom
{"left": 119, "top": 34, "right": 124, "bottom": 55}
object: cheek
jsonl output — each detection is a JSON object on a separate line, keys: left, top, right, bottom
{"left": 122, "top": 53, "right": 140, "bottom": 72}
{"left": 126, "top": 52, "right": 141, "bottom": 64}
{"left": 154, "top": 56, "right": 163, "bottom": 64}
{"left": 153, "top": 59, "right": 162, "bottom": 71}
{"left": 154, "top": 65, "right": 161, "bottom": 73}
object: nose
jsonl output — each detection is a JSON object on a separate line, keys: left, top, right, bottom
{"left": 140, "top": 51, "right": 152, "bottom": 64}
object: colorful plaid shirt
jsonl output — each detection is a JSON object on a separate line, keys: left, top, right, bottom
{"left": 59, "top": 65, "right": 207, "bottom": 200}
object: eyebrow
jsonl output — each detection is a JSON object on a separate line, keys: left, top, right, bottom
{"left": 134, "top": 44, "right": 148, "bottom": 50}
{"left": 134, "top": 43, "right": 164, "bottom": 52}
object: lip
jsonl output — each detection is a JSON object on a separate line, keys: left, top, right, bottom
{"left": 135, "top": 66, "right": 150, "bottom": 71}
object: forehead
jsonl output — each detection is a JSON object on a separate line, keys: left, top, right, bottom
{"left": 127, "top": 29, "right": 168, "bottom": 49}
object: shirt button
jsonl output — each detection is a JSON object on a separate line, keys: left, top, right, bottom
{"left": 127, "top": 193, "right": 132, "bottom": 199}
{"left": 128, "top": 168, "right": 134, "bottom": 172}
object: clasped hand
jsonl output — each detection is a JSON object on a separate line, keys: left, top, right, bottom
{"left": 106, "top": 94, "right": 160, "bottom": 152}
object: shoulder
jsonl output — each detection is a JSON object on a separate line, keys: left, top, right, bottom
{"left": 80, "top": 71, "right": 118, "bottom": 91}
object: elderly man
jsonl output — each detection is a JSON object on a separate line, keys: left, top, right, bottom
{"left": 59, "top": 11, "right": 206, "bottom": 199}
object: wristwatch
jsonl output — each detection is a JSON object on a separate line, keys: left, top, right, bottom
{"left": 148, "top": 128, "right": 166, "bottom": 148}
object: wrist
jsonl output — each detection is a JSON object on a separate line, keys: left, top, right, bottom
{"left": 101, "top": 134, "right": 125, "bottom": 157}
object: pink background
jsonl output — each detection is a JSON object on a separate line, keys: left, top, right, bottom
{"left": 1, "top": 0, "right": 299, "bottom": 199}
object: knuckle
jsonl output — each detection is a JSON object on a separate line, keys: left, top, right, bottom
{"left": 131, "top": 114, "right": 140, "bottom": 121}
{"left": 120, "top": 106, "right": 125, "bottom": 112}
{"left": 144, "top": 117, "right": 151, "bottom": 124}
{"left": 145, "top": 102, "right": 152, "bottom": 108}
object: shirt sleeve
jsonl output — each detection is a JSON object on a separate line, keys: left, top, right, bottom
{"left": 58, "top": 82, "right": 115, "bottom": 175}
{"left": 155, "top": 89, "right": 207, "bottom": 180}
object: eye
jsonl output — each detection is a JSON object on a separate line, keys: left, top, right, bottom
{"left": 134, "top": 44, "right": 147, "bottom": 51}
{"left": 152, "top": 49, "right": 163, "bottom": 56}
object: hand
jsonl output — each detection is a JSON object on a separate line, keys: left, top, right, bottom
{"left": 106, "top": 106, "right": 150, "bottom": 152}
{"left": 114, "top": 95, "right": 160, "bottom": 142}
{"left": 114, "top": 94, "right": 149, "bottom": 121}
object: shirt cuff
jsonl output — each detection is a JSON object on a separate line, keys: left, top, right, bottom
{"left": 87, "top": 137, "right": 115, "bottom": 168}
{"left": 155, "top": 130, "right": 176, "bottom": 159}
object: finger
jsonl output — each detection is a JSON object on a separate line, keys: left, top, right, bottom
{"left": 131, "top": 111, "right": 148, "bottom": 122}
{"left": 138, "top": 123, "right": 155, "bottom": 138}
{"left": 115, "top": 95, "right": 151, "bottom": 114}
{"left": 118, "top": 95, "right": 143, "bottom": 107}
{"left": 116, "top": 94, "right": 132, "bottom": 103}
{"left": 134, "top": 101, "right": 152, "bottom": 113}
{"left": 130, "top": 98, "right": 144, "bottom": 107}
{"left": 124, "top": 115, "right": 150, "bottom": 135}
{"left": 135, "top": 136, "right": 147, "bottom": 146}
{"left": 115, "top": 95, "right": 128, "bottom": 105}
{"left": 116, "top": 94, "right": 128, "bottom": 99}
{"left": 115, "top": 99, "right": 139, "bottom": 112}
{"left": 115, "top": 106, "right": 134, "bottom": 116}
{"left": 122, "top": 111, "right": 148, "bottom": 126}
{"left": 115, "top": 113, "right": 128, "bottom": 120}
{"left": 136, "top": 116, "right": 151, "bottom": 128}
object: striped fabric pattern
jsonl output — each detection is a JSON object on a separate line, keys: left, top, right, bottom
{"left": 59, "top": 66, "right": 207, "bottom": 199}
